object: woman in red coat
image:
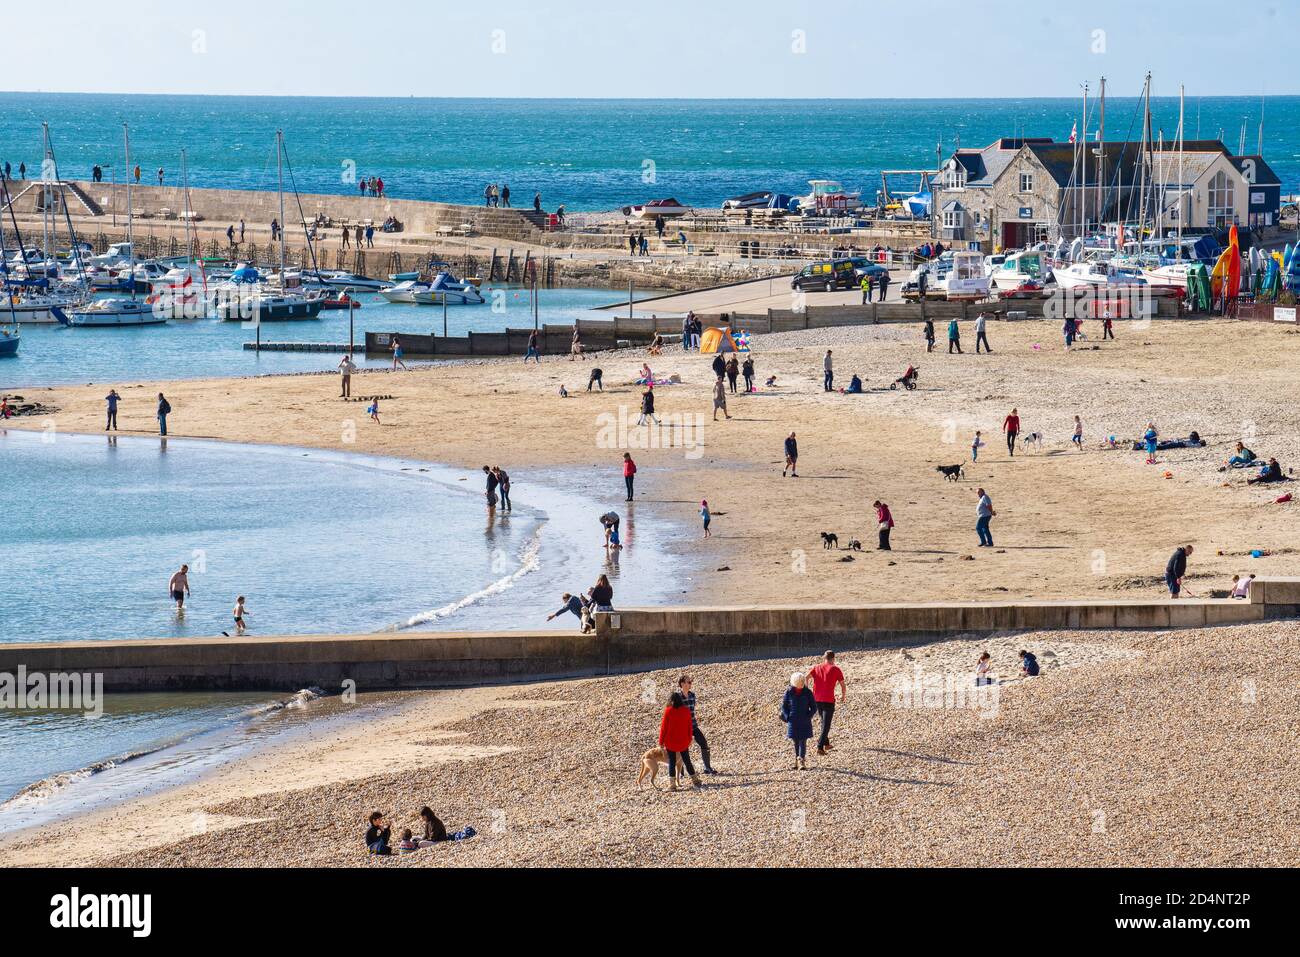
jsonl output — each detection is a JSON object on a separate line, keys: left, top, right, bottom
{"left": 623, "top": 452, "right": 637, "bottom": 502}
{"left": 658, "top": 691, "right": 701, "bottom": 790}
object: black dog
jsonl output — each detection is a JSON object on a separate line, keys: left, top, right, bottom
{"left": 820, "top": 532, "right": 839, "bottom": 550}
{"left": 936, "top": 464, "right": 965, "bottom": 482}
{"left": 848, "top": 539, "right": 862, "bottom": 552}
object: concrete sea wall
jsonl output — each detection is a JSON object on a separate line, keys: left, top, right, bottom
{"left": 2, "top": 580, "right": 1296, "bottom": 693}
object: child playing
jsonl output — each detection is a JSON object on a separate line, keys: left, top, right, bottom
{"left": 1072, "top": 416, "right": 1083, "bottom": 450}
{"left": 607, "top": 526, "right": 623, "bottom": 553}
{"left": 765, "top": 375, "right": 778, "bottom": 388}
{"left": 232, "top": 596, "right": 248, "bottom": 636}
{"left": 1019, "top": 650, "right": 1040, "bottom": 677}
{"left": 971, "top": 430, "right": 985, "bottom": 462}
{"left": 1231, "top": 574, "right": 1256, "bottom": 600}
{"left": 367, "top": 398, "right": 381, "bottom": 423}
{"left": 700, "top": 500, "right": 712, "bottom": 538}
{"left": 397, "top": 829, "right": 419, "bottom": 854}
{"left": 976, "top": 652, "right": 994, "bottom": 687}
{"left": 559, "top": 385, "right": 569, "bottom": 398}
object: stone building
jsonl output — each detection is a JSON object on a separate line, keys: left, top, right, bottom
{"left": 934, "top": 137, "right": 1277, "bottom": 251}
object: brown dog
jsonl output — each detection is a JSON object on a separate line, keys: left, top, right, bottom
{"left": 637, "top": 747, "right": 676, "bottom": 789}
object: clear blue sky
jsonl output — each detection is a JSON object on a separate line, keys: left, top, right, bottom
{"left": 6, "top": 0, "right": 1296, "bottom": 99}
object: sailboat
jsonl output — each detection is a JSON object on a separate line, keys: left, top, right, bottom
{"left": 0, "top": 198, "right": 20, "bottom": 355}
{"left": 214, "top": 131, "right": 323, "bottom": 322}
{"left": 61, "top": 123, "right": 164, "bottom": 327}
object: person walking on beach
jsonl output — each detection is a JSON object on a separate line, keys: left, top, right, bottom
{"left": 168, "top": 564, "right": 190, "bottom": 612}
{"left": 337, "top": 354, "right": 357, "bottom": 398}
{"left": 586, "top": 367, "right": 603, "bottom": 392}
{"left": 725, "top": 355, "right": 740, "bottom": 394}
{"left": 975, "top": 487, "right": 996, "bottom": 548}
{"left": 367, "top": 398, "right": 381, "bottom": 423}
{"left": 971, "top": 430, "right": 985, "bottom": 462}
{"left": 1003, "top": 408, "right": 1020, "bottom": 457}
{"left": 975, "top": 312, "right": 992, "bottom": 354}
{"left": 948, "top": 318, "right": 962, "bottom": 354}
{"left": 622, "top": 452, "right": 637, "bottom": 502}
{"left": 700, "top": 499, "right": 711, "bottom": 538}
{"left": 1102, "top": 313, "right": 1115, "bottom": 340}
{"left": 742, "top": 355, "right": 755, "bottom": 393}
{"left": 483, "top": 465, "right": 499, "bottom": 510}
{"left": 230, "top": 596, "right": 248, "bottom": 636}
{"left": 678, "top": 675, "right": 717, "bottom": 775}
{"left": 391, "top": 335, "right": 408, "bottom": 371}
{"left": 924, "top": 317, "right": 935, "bottom": 353}
{"left": 523, "top": 329, "right": 540, "bottom": 363}
{"left": 712, "top": 376, "right": 731, "bottom": 421}
{"left": 104, "top": 389, "right": 120, "bottom": 431}
{"left": 874, "top": 500, "right": 894, "bottom": 551}
{"left": 783, "top": 432, "right": 799, "bottom": 477}
{"left": 637, "top": 386, "right": 660, "bottom": 426}
{"left": 823, "top": 350, "right": 834, "bottom": 392}
{"left": 156, "top": 392, "right": 171, "bottom": 435}
{"left": 1072, "top": 415, "right": 1083, "bottom": 450}
{"left": 808, "top": 651, "right": 846, "bottom": 756}
{"left": 659, "top": 691, "right": 703, "bottom": 791}
{"left": 1166, "top": 545, "right": 1193, "bottom": 598}
{"left": 780, "top": 672, "right": 817, "bottom": 770}
{"left": 493, "top": 466, "right": 512, "bottom": 511}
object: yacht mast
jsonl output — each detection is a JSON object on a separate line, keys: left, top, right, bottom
{"left": 277, "top": 130, "right": 287, "bottom": 281}
{"left": 41, "top": 123, "right": 52, "bottom": 269}
{"left": 1080, "top": 82, "right": 1088, "bottom": 238}
{"left": 1097, "top": 76, "right": 1106, "bottom": 241}
{"left": 124, "top": 123, "right": 136, "bottom": 302}
{"left": 1178, "top": 85, "right": 1185, "bottom": 260}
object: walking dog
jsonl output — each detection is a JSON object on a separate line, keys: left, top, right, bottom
{"left": 637, "top": 747, "right": 680, "bottom": 789}
{"left": 820, "top": 532, "right": 840, "bottom": 549}
{"left": 936, "top": 464, "right": 965, "bottom": 481}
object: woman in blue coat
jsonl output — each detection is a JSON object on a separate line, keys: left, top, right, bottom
{"left": 780, "top": 672, "right": 818, "bottom": 770}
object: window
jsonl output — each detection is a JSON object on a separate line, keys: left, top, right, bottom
{"left": 1208, "top": 171, "right": 1235, "bottom": 229}
{"left": 943, "top": 209, "right": 963, "bottom": 229}
{"left": 1019, "top": 172, "right": 1034, "bottom": 193}
{"left": 943, "top": 162, "right": 966, "bottom": 189}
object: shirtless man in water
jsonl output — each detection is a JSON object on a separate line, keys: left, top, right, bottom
{"left": 169, "top": 564, "right": 191, "bottom": 611}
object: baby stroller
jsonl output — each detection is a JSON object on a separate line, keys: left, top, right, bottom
{"left": 890, "top": 366, "right": 919, "bottom": 391}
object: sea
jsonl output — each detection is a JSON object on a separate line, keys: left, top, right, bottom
{"left": 0, "top": 94, "right": 1295, "bottom": 212}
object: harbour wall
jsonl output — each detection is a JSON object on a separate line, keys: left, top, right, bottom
{"left": 1, "top": 580, "right": 1295, "bottom": 693}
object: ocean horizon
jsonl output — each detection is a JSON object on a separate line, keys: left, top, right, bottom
{"left": 2, "top": 92, "right": 1295, "bottom": 212}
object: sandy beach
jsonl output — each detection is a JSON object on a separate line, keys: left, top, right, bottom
{"left": 5, "top": 315, "right": 1300, "bottom": 865}
{"left": 9, "top": 316, "right": 1300, "bottom": 606}
{"left": 1, "top": 619, "right": 1295, "bottom": 867}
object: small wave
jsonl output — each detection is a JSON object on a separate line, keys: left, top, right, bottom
{"left": 1, "top": 746, "right": 166, "bottom": 810}
{"left": 400, "top": 533, "right": 542, "bottom": 629}
{"left": 1, "top": 687, "right": 328, "bottom": 811}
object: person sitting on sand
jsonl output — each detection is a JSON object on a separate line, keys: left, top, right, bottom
{"left": 417, "top": 806, "right": 448, "bottom": 846}
{"left": 398, "top": 829, "right": 419, "bottom": 853}
{"left": 649, "top": 333, "right": 663, "bottom": 357}
{"left": 976, "top": 652, "right": 994, "bottom": 687}
{"left": 765, "top": 375, "right": 778, "bottom": 388}
{"left": 1222, "top": 442, "right": 1258, "bottom": 470}
{"left": 1247, "top": 458, "right": 1285, "bottom": 485}
{"left": 365, "top": 812, "right": 391, "bottom": 855}
{"left": 1231, "top": 574, "right": 1256, "bottom": 599}
{"left": 845, "top": 374, "right": 863, "bottom": 394}
{"left": 1019, "top": 650, "right": 1040, "bottom": 678}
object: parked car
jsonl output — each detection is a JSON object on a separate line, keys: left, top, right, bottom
{"left": 791, "top": 259, "right": 858, "bottom": 292}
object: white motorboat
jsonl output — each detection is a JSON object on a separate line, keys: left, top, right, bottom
{"left": 1054, "top": 261, "right": 1149, "bottom": 292}
{"left": 990, "top": 251, "right": 1047, "bottom": 291}
{"left": 60, "top": 296, "right": 165, "bottom": 326}
{"left": 940, "top": 251, "right": 991, "bottom": 301}
{"left": 89, "top": 241, "right": 134, "bottom": 269}
{"left": 380, "top": 271, "right": 485, "bottom": 306}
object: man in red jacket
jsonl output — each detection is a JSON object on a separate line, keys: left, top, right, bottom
{"left": 622, "top": 452, "right": 637, "bottom": 502}
{"left": 658, "top": 691, "right": 702, "bottom": 790}
{"left": 1003, "top": 408, "right": 1021, "bottom": 457}
{"left": 808, "top": 651, "right": 846, "bottom": 756}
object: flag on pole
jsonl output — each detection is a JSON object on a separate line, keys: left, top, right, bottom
{"left": 1069, "top": 122, "right": 1078, "bottom": 144}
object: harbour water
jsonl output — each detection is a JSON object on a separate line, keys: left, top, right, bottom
{"left": 1, "top": 94, "right": 1294, "bottom": 212}
{"left": 0, "top": 285, "right": 641, "bottom": 387}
